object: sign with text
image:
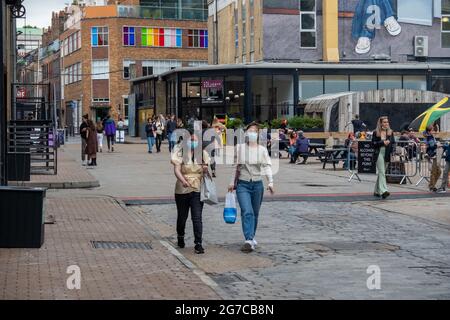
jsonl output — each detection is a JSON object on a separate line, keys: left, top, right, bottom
{"left": 358, "top": 141, "right": 376, "bottom": 174}
{"left": 201, "top": 80, "right": 223, "bottom": 89}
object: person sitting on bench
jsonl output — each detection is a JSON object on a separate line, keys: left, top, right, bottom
{"left": 293, "top": 131, "right": 310, "bottom": 165}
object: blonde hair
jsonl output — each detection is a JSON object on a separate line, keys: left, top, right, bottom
{"left": 375, "top": 116, "right": 393, "bottom": 137}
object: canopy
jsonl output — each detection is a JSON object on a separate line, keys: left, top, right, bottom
{"left": 408, "top": 97, "right": 450, "bottom": 132}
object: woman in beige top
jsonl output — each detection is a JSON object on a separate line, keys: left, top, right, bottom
{"left": 228, "top": 122, "right": 274, "bottom": 253}
{"left": 171, "top": 131, "right": 210, "bottom": 254}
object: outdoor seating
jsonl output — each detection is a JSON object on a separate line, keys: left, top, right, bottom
{"left": 321, "top": 148, "right": 348, "bottom": 170}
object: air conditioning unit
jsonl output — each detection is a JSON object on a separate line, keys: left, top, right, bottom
{"left": 414, "top": 36, "right": 429, "bottom": 57}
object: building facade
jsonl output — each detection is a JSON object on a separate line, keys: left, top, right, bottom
{"left": 60, "top": 0, "right": 209, "bottom": 134}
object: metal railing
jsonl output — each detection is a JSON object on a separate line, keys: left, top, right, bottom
{"left": 8, "top": 120, "right": 58, "bottom": 175}
{"left": 117, "top": 5, "right": 208, "bottom": 21}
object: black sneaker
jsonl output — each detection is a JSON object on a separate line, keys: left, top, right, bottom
{"left": 381, "top": 191, "right": 390, "bottom": 199}
{"left": 177, "top": 236, "right": 185, "bottom": 249}
{"left": 437, "top": 188, "right": 447, "bottom": 194}
{"left": 429, "top": 187, "right": 437, "bottom": 192}
{"left": 194, "top": 244, "right": 205, "bottom": 254}
{"left": 373, "top": 193, "right": 381, "bottom": 198}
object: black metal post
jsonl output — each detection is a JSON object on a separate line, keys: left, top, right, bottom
{"left": 0, "top": 0, "right": 8, "bottom": 186}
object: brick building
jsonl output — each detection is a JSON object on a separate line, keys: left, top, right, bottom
{"left": 61, "top": 0, "right": 209, "bottom": 134}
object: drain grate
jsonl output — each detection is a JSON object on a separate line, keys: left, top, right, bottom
{"left": 91, "top": 241, "right": 152, "bottom": 250}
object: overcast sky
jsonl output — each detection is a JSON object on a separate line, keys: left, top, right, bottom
{"left": 18, "top": 0, "right": 68, "bottom": 28}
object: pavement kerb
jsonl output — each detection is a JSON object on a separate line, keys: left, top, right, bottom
{"left": 8, "top": 180, "right": 100, "bottom": 189}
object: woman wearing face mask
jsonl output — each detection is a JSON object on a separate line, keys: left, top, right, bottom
{"left": 228, "top": 122, "right": 275, "bottom": 253}
{"left": 171, "top": 130, "right": 210, "bottom": 254}
{"left": 372, "top": 116, "right": 395, "bottom": 199}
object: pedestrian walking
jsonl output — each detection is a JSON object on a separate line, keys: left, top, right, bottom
{"left": 166, "top": 114, "right": 177, "bottom": 152}
{"left": 96, "top": 121, "right": 104, "bottom": 153}
{"left": 145, "top": 117, "right": 156, "bottom": 153}
{"left": 171, "top": 130, "right": 210, "bottom": 254}
{"left": 85, "top": 120, "right": 98, "bottom": 166}
{"left": 155, "top": 116, "right": 164, "bottom": 153}
{"left": 80, "top": 114, "right": 89, "bottom": 166}
{"left": 437, "top": 141, "right": 450, "bottom": 193}
{"left": 228, "top": 122, "right": 275, "bottom": 253}
{"left": 372, "top": 116, "right": 395, "bottom": 199}
{"left": 103, "top": 115, "right": 116, "bottom": 152}
{"left": 423, "top": 126, "right": 441, "bottom": 192}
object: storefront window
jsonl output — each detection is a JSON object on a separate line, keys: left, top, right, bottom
{"left": 432, "top": 75, "right": 450, "bottom": 93}
{"left": 378, "top": 75, "right": 402, "bottom": 90}
{"left": 325, "top": 75, "right": 348, "bottom": 94}
{"left": 403, "top": 75, "right": 427, "bottom": 91}
{"left": 224, "top": 76, "right": 245, "bottom": 119}
{"left": 252, "top": 75, "right": 273, "bottom": 123}
{"left": 273, "top": 75, "right": 294, "bottom": 118}
{"left": 299, "top": 75, "right": 324, "bottom": 100}
{"left": 350, "top": 75, "right": 377, "bottom": 92}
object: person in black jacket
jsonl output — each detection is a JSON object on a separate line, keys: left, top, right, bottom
{"left": 372, "top": 116, "right": 395, "bottom": 199}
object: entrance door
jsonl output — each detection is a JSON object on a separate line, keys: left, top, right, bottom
{"left": 95, "top": 108, "right": 110, "bottom": 123}
{"left": 139, "top": 108, "right": 154, "bottom": 139}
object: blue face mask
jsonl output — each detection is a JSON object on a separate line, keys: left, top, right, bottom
{"left": 190, "top": 141, "right": 199, "bottom": 149}
{"left": 247, "top": 132, "right": 258, "bottom": 142}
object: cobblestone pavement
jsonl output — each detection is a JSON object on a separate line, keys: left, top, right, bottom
{"left": 0, "top": 196, "right": 219, "bottom": 300}
{"left": 137, "top": 201, "right": 450, "bottom": 300}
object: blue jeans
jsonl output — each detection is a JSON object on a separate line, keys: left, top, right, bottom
{"left": 352, "top": 0, "right": 395, "bottom": 40}
{"left": 147, "top": 136, "right": 155, "bottom": 152}
{"left": 236, "top": 180, "right": 264, "bottom": 241}
{"left": 168, "top": 132, "right": 175, "bottom": 152}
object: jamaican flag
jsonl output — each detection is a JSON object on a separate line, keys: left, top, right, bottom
{"left": 409, "top": 97, "right": 450, "bottom": 132}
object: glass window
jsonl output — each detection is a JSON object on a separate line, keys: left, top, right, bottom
{"left": 325, "top": 75, "right": 348, "bottom": 94}
{"left": 442, "top": 0, "right": 450, "bottom": 48}
{"left": 403, "top": 75, "right": 427, "bottom": 91}
{"left": 300, "top": 0, "right": 316, "bottom": 48}
{"left": 224, "top": 75, "right": 245, "bottom": 119}
{"left": 141, "top": 27, "right": 182, "bottom": 47}
{"left": 123, "top": 26, "right": 135, "bottom": 46}
{"left": 92, "top": 60, "right": 109, "bottom": 80}
{"left": 142, "top": 60, "right": 182, "bottom": 75}
{"left": 378, "top": 75, "right": 402, "bottom": 89}
{"left": 431, "top": 75, "right": 450, "bottom": 93}
{"left": 91, "top": 27, "right": 109, "bottom": 47}
{"left": 397, "top": 0, "right": 433, "bottom": 26}
{"left": 350, "top": 75, "right": 377, "bottom": 92}
{"left": 123, "top": 60, "right": 135, "bottom": 79}
{"left": 188, "top": 29, "right": 208, "bottom": 48}
{"left": 299, "top": 75, "right": 323, "bottom": 100}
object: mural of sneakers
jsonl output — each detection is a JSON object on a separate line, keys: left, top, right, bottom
{"left": 384, "top": 16, "right": 402, "bottom": 36}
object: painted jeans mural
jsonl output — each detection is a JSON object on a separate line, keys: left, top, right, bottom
{"left": 352, "top": 0, "right": 402, "bottom": 54}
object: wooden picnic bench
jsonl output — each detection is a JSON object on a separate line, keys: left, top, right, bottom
{"left": 320, "top": 148, "right": 348, "bottom": 170}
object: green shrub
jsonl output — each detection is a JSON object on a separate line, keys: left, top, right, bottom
{"left": 270, "top": 118, "right": 284, "bottom": 129}
{"left": 287, "top": 116, "right": 324, "bottom": 130}
{"left": 226, "top": 118, "right": 244, "bottom": 129}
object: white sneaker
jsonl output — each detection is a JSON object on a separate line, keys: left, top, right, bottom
{"left": 355, "top": 37, "right": 371, "bottom": 54}
{"left": 82, "top": 160, "right": 87, "bottom": 166}
{"left": 384, "top": 16, "right": 401, "bottom": 36}
{"left": 252, "top": 239, "right": 258, "bottom": 247}
{"left": 241, "top": 240, "right": 254, "bottom": 253}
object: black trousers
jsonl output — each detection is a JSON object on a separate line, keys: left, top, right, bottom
{"left": 106, "top": 135, "right": 115, "bottom": 150}
{"left": 175, "top": 192, "right": 204, "bottom": 245}
{"left": 156, "top": 134, "right": 162, "bottom": 152}
{"left": 293, "top": 151, "right": 308, "bottom": 163}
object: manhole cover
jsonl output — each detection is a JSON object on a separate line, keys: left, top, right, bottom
{"left": 91, "top": 241, "right": 152, "bottom": 250}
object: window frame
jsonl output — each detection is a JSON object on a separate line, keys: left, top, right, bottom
{"left": 187, "top": 29, "right": 208, "bottom": 48}
{"left": 141, "top": 27, "right": 182, "bottom": 48}
{"left": 300, "top": 0, "right": 317, "bottom": 49}
{"left": 123, "top": 26, "right": 136, "bottom": 46}
{"left": 442, "top": 0, "right": 450, "bottom": 48}
{"left": 91, "top": 26, "right": 109, "bottom": 47}
{"left": 92, "top": 59, "right": 110, "bottom": 80}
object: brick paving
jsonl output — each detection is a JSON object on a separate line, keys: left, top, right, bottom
{"left": 0, "top": 196, "right": 219, "bottom": 299}
{"left": 8, "top": 149, "right": 99, "bottom": 189}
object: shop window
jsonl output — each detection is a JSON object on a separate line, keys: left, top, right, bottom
{"left": 432, "top": 75, "right": 450, "bottom": 93}
{"left": 299, "top": 75, "right": 324, "bottom": 99}
{"left": 350, "top": 75, "right": 377, "bottom": 92}
{"left": 325, "top": 75, "right": 348, "bottom": 94}
{"left": 378, "top": 75, "right": 402, "bottom": 90}
{"left": 403, "top": 75, "right": 427, "bottom": 91}
{"left": 201, "top": 78, "right": 224, "bottom": 104}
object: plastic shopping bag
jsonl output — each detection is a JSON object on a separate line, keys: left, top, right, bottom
{"left": 223, "top": 192, "right": 237, "bottom": 224}
{"left": 200, "top": 174, "right": 219, "bottom": 205}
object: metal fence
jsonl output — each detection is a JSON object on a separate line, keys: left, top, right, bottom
{"left": 347, "top": 139, "right": 448, "bottom": 186}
